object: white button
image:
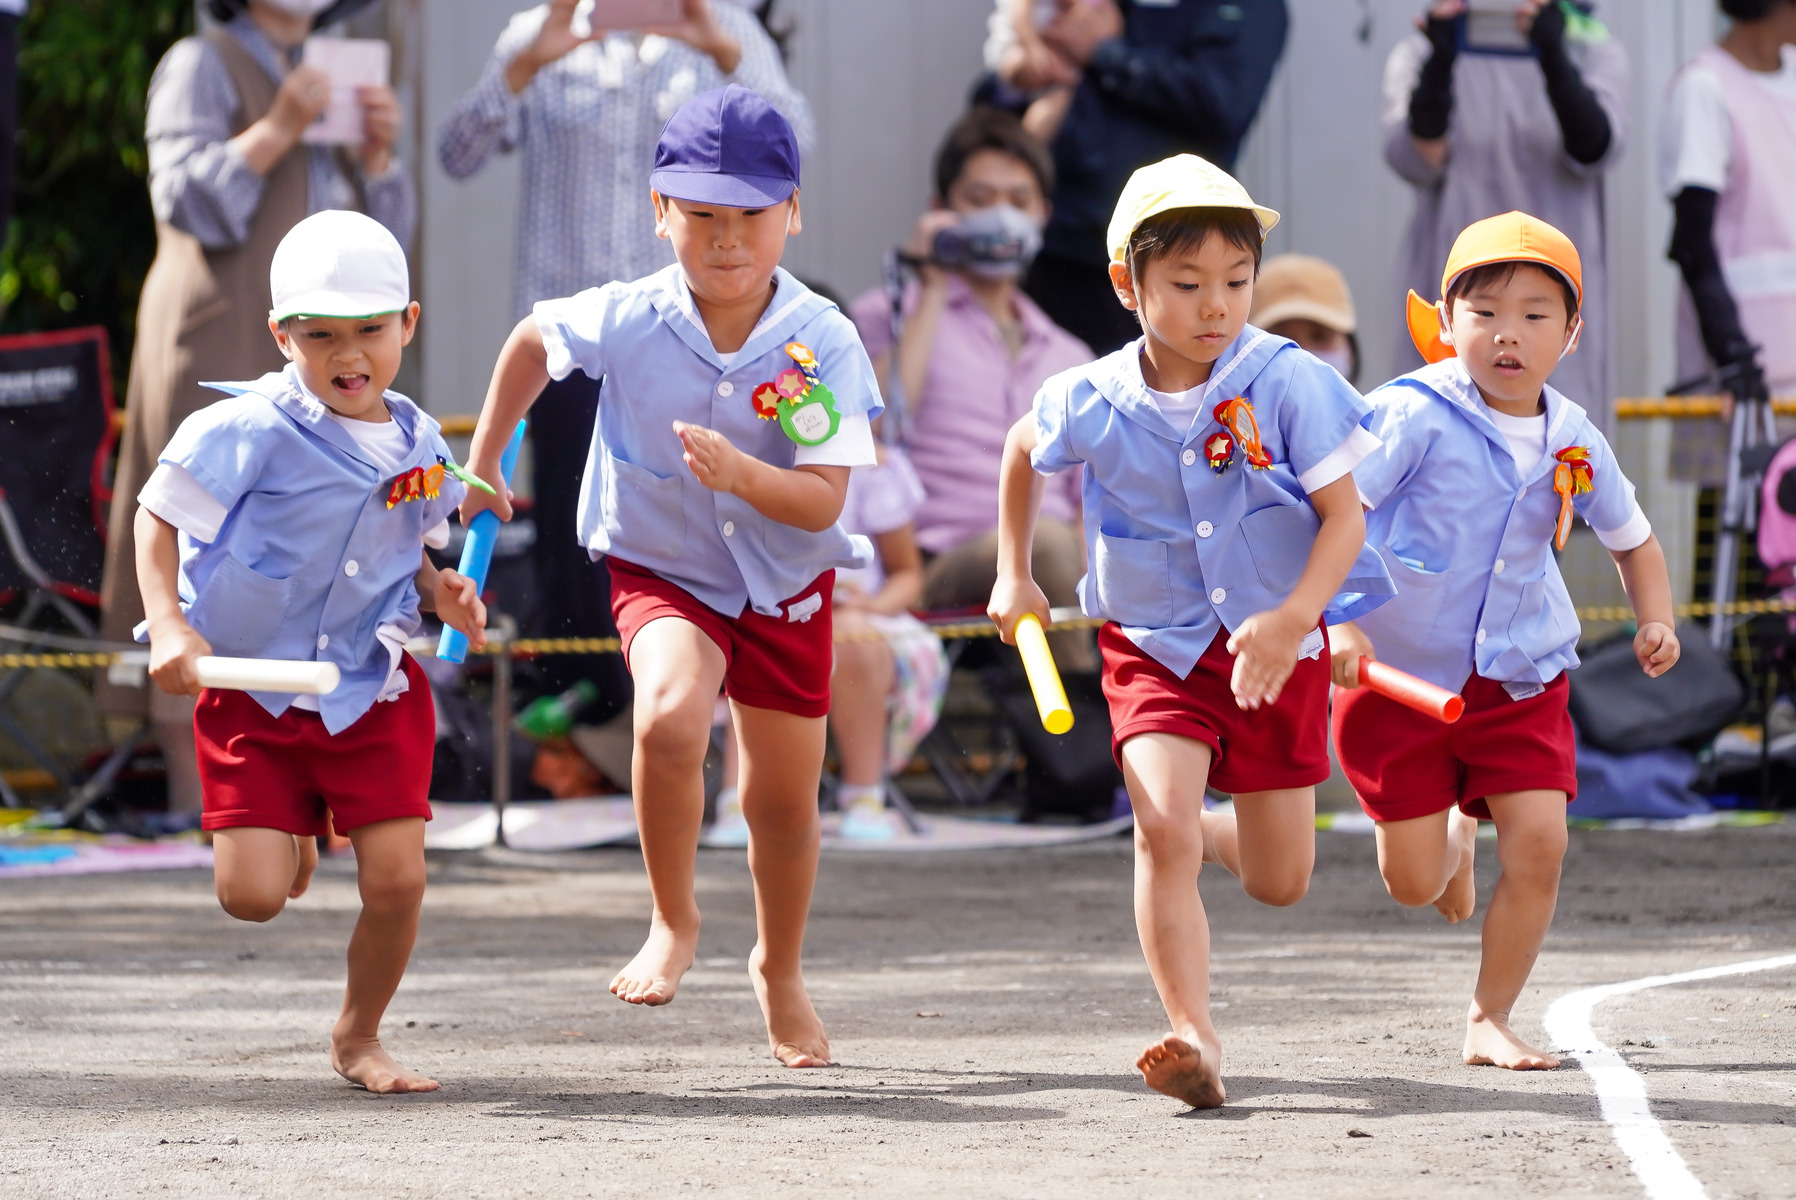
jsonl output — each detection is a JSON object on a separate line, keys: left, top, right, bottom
{"left": 1197, "top": 521, "right": 1214, "bottom": 538}
{"left": 723, "top": 521, "right": 736, "bottom": 537}
{"left": 343, "top": 560, "right": 359, "bottom": 578}
{"left": 1211, "top": 587, "right": 1227, "bottom": 604}
{"left": 716, "top": 380, "right": 734, "bottom": 397}
{"left": 1476, "top": 628, "right": 1487, "bottom": 645}
{"left": 1182, "top": 448, "right": 1197, "bottom": 467}
{"left": 316, "top": 634, "right": 330, "bottom": 651}
{"left": 1518, "top": 487, "right": 1527, "bottom": 498}
{"left": 1493, "top": 559, "right": 1505, "bottom": 575}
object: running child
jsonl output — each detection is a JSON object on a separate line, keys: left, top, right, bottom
{"left": 457, "top": 86, "right": 881, "bottom": 1068}
{"left": 136, "top": 210, "right": 488, "bottom": 1093}
{"left": 1329, "top": 212, "right": 1679, "bottom": 1070}
{"left": 989, "top": 155, "right": 1394, "bottom": 1108}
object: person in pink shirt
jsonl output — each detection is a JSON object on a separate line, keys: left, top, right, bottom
{"left": 850, "top": 109, "right": 1093, "bottom": 666}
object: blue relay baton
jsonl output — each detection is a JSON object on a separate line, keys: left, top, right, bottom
{"left": 438, "top": 420, "right": 526, "bottom": 664}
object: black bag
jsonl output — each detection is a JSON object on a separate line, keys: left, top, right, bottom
{"left": 1567, "top": 623, "right": 1745, "bottom": 754}
{"left": 991, "top": 669, "right": 1123, "bottom": 823}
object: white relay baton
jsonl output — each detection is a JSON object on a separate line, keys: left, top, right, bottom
{"left": 194, "top": 657, "right": 341, "bottom": 695}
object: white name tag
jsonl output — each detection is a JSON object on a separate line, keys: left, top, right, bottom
{"left": 1300, "top": 628, "right": 1325, "bottom": 661}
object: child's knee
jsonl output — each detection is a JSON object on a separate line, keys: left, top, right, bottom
{"left": 635, "top": 695, "right": 712, "bottom": 765}
{"left": 360, "top": 874, "right": 425, "bottom": 917}
{"left": 1381, "top": 866, "right": 1441, "bottom": 908}
{"left": 217, "top": 880, "right": 287, "bottom": 923}
{"left": 1498, "top": 820, "right": 1566, "bottom": 883}
{"left": 1132, "top": 808, "right": 1203, "bottom": 862}
{"left": 1242, "top": 867, "right": 1310, "bottom": 907}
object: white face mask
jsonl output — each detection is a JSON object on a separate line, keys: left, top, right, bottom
{"left": 1313, "top": 343, "right": 1354, "bottom": 379}
{"left": 262, "top": 0, "right": 338, "bottom": 17}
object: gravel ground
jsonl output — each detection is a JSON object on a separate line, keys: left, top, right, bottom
{"left": 2, "top": 824, "right": 1793, "bottom": 1199}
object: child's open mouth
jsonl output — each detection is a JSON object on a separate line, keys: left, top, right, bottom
{"left": 333, "top": 373, "right": 371, "bottom": 395}
{"left": 1492, "top": 354, "right": 1524, "bottom": 375}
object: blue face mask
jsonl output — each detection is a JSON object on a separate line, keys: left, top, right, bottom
{"left": 930, "top": 205, "right": 1044, "bottom": 280}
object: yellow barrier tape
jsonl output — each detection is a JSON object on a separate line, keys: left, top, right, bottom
{"left": 5, "top": 603, "right": 1789, "bottom": 670}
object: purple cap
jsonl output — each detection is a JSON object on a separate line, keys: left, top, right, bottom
{"left": 650, "top": 84, "right": 800, "bottom": 209}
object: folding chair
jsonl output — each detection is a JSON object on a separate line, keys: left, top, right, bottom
{"left": 0, "top": 327, "right": 138, "bottom": 814}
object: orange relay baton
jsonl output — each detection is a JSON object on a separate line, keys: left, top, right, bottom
{"left": 1357, "top": 657, "right": 1464, "bottom": 723}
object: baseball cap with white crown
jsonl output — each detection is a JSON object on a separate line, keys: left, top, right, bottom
{"left": 268, "top": 210, "right": 411, "bottom": 322}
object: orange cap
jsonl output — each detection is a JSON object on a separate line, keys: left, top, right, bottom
{"left": 1406, "top": 211, "right": 1584, "bottom": 364}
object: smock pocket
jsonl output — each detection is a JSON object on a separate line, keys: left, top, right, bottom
{"left": 1506, "top": 574, "right": 1579, "bottom": 662}
{"left": 1241, "top": 502, "right": 1321, "bottom": 594}
{"left": 1373, "top": 553, "right": 1450, "bottom": 646}
{"left": 1094, "top": 532, "right": 1173, "bottom": 628}
{"left": 601, "top": 450, "right": 685, "bottom": 560}
{"left": 186, "top": 552, "right": 294, "bottom": 657}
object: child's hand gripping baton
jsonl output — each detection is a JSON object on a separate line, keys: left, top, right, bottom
{"left": 1357, "top": 657, "right": 1464, "bottom": 723}
{"left": 195, "top": 657, "right": 340, "bottom": 695}
{"left": 438, "top": 420, "right": 527, "bottom": 664}
{"left": 1013, "top": 613, "right": 1074, "bottom": 735}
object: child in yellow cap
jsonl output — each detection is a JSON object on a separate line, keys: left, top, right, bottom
{"left": 1330, "top": 211, "right": 1679, "bottom": 1070}
{"left": 990, "top": 155, "right": 1394, "bottom": 1108}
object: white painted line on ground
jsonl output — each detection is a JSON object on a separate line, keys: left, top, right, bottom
{"left": 1543, "top": 953, "right": 1796, "bottom": 1200}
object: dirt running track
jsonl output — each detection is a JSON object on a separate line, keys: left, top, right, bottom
{"left": 2, "top": 826, "right": 1794, "bottom": 1199}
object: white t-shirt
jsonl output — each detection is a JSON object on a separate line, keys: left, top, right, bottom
{"left": 1486, "top": 406, "right": 1548, "bottom": 479}
{"left": 1661, "top": 45, "right": 1796, "bottom": 196}
{"left": 1145, "top": 385, "right": 1206, "bottom": 435}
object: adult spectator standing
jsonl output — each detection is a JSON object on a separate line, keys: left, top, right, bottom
{"left": 98, "top": 0, "right": 412, "bottom": 812}
{"left": 994, "top": 0, "right": 1288, "bottom": 356}
{"left": 849, "top": 109, "right": 1093, "bottom": 667}
{"left": 1662, "top": 0, "right": 1796, "bottom": 438}
{"left": 437, "top": 0, "right": 811, "bottom": 708}
{"left": 1384, "top": 1, "right": 1627, "bottom": 427}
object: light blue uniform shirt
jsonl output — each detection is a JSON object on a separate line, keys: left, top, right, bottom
{"left": 535, "top": 265, "right": 884, "bottom": 618}
{"left": 1351, "top": 359, "right": 1652, "bottom": 695}
{"left": 1032, "top": 329, "right": 1395, "bottom": 679}
{"left": 136, "top": 367, "right": 465, "bottom": 733}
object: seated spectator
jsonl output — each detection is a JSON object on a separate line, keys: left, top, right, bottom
{"left": 849, "top": 108, "right": 1094, "bottom": 668}
{"left": 1250, "top": 253, "right": 1361, "bottom": 385}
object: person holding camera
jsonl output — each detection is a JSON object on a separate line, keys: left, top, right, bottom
{"left": 1384, "top": 1, "right": 1627, "bottom": 430}
{"left": 1662, "top": 0, "right": 1796, "bottom": 483}
{"left": 849, "top": 109, "right": 1094, "bottom": 667}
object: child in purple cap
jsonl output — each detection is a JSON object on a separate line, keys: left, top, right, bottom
{"left": 460, "top": 85, "right": 883, "bottom": 1070}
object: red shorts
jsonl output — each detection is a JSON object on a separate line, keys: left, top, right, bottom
{"left": 1332, "top": 670, "right": 1577, "bottom": 822}
{"left": 608, "top": 558, "right": 834, "bottom": 719}
{"left": 194, "top": 653, "right": 436, "bottom": 837}
{"left": 1098, "top": 622, "right": 1331, "bottom": 794}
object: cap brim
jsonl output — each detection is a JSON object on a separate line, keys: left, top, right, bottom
{"left": 271, "top": 290, "right": 409, "bottom": 321}
{"left": 1252, "top": 297, "right": 1355, "bottom": 335}
{"left": 651, "top": 170, "right": 796, "bottom": 209}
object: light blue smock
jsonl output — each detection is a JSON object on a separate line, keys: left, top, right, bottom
{"left": 1032, "top": 329, "right": 1395, "bottom": 679}
{"left": 137, "top": 367, "right": 465, "bottom": 733}
{"left": 1350, "top": 358, "right": 1651, "bottom": 695}
{"left": 535, "top": 265, "right": 883, "bottom": 618}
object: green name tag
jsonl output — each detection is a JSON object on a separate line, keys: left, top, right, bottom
{"left": 779, "top": 381, "right": 841, "bottom": 447}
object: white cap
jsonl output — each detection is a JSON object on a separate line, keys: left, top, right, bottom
{"left": 269, "top": 210, "right": 410, "bottom": 321}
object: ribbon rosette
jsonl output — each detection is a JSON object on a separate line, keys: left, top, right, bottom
{"left": 751, "top": 382, "right": 781, "bottom": 419}
{"left": 1551, "top": 446, "right": 1594, "bottom": 551}
{"left": 1211, "top": 396, "right": 1272, "bottom": 470}
{"left": 1204, "top": 427, "right": 1235, "bottom": 474}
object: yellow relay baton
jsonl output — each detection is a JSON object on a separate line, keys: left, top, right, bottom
{"left": 1013, "top": 613, "right": 1074, "bottom": 735}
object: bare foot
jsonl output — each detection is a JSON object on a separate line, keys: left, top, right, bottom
{"left": 289, "top": 835, "right": 319, "bottom": 900}
{"left": 1136, "top": 1034, "right": 1225, "bottom": 1108}
{"left": 331, "top": 1033, "right": 440, "bottom": 1094}
{"left": 609, "top": 921, "right": 697, "bottom": 1006}
{"left": 750, "top": 950, "right": 832, "bottom": 1068}
{"left": 1464, "top": 1009, "right": 1560, "bottom": 1070}
{"left": 1433, "top": 807, "right": 1477, "bottom": 923}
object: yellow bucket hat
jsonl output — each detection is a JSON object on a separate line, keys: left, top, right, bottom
{"left": 1407, "top": 211, "right": 1584, "bottom": 364}
{"left": 1106, "top": 154, "right": 1280, "bottom": 266}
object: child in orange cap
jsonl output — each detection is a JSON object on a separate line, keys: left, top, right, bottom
{"left": 1329, "top": 211, "right": 1680, "bottom": 1070}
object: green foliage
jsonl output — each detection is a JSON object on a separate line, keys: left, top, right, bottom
{"left": 0, "top": 0, "right": 194, "bottom": 393}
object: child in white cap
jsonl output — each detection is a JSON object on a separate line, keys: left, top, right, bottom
{"left": 989, "top": 155, "right": 1393, "bottom": 1108}
{"left": 135, "top": 209, "right": 488, "bottom": 1094}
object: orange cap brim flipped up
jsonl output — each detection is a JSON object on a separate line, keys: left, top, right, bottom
{"left": 1406, "top": 290, "right": 1454, "bottom": 364}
